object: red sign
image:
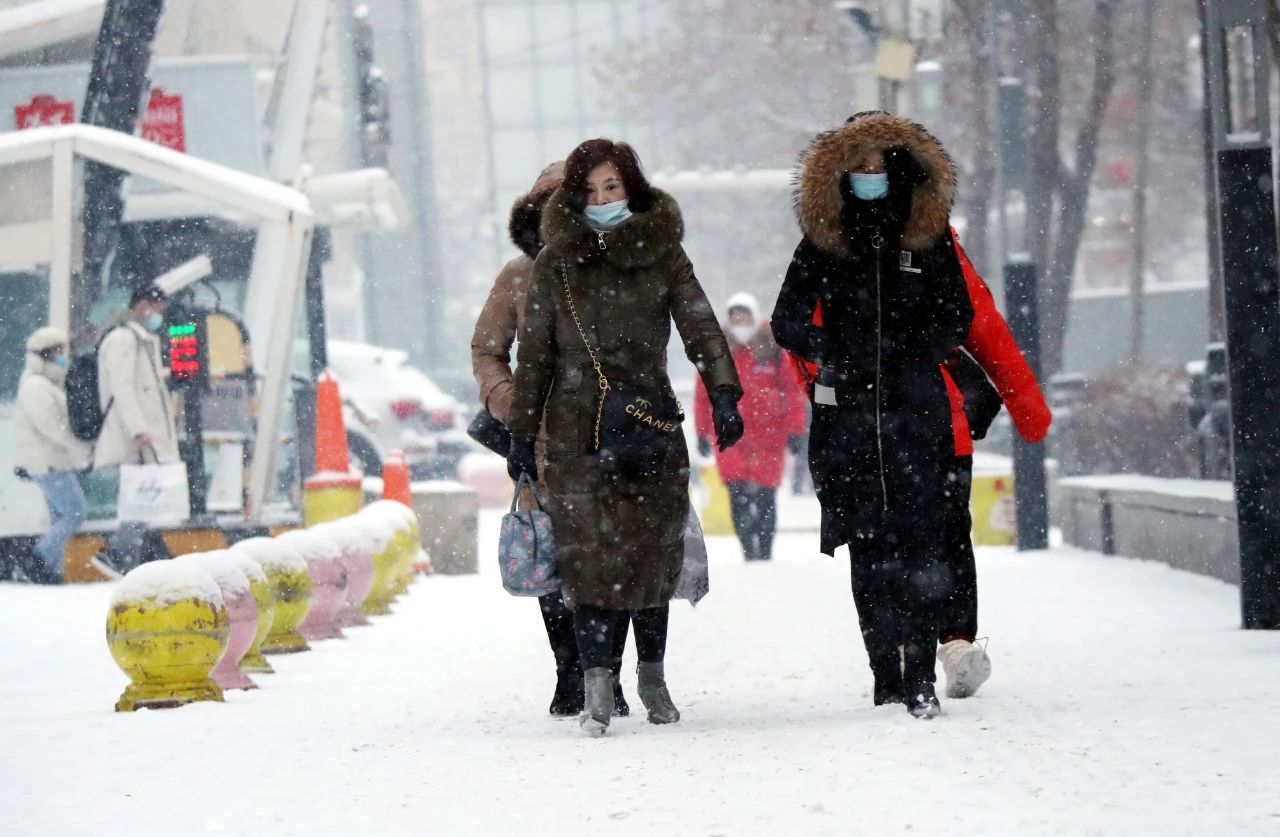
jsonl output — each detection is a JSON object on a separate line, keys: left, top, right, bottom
{"left": 140, "top": 88, "right": 186, "bottom": 152}
{"left": 14, "top": 95, "right": 75, "bottom": 130}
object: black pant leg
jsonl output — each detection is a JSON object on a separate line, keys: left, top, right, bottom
{"left": 539, "top": 590, "right": 581, "bottom": 674}
{"left": 754, "top": 483, "right": 778, "bottom": 560}
{"left": 726, "top": 480, "right": 756, "bottom": 560}
{"left": 849, "top": 534, "right": 902, "bottom": 678}
{"left": 573, "top": 605, "right": 618, "bottom": 670}
{"left": 610, "top": 610, "right": 631, "bottom": 674}
{"left": 938, "top": 456, "right": 978, "bottom": 643}
{"left": 630, "top": 605, "right": 670, "bottom": 663}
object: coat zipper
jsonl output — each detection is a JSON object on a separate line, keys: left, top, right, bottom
{"left": 596, "top": 231, "right": 608, "bottom": 251}
{"left": 871, "top": 227, "right": 888, "bottom": 512}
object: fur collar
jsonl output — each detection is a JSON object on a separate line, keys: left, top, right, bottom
{"left": 508, "top": 161, "right": 565, "bottom": 259}
{"left": 794, "top": 113, "right": 956, "bottom": 256}
{"left": 540, "top": 186, "right": 684, "bottom": 270}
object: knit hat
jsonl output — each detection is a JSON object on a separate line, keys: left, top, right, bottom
{"left": 725, "top": 291, "right": 761, "bottom": 322}
{"left": 129, "top": 284, "right": 167, "bottom": 307}
{"left": 26, "top": 326, "right": 68, "bottom": 354}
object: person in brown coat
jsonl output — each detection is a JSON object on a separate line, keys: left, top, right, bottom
{"left": 508, "top": 139, "right": 744, "bottom": 735}
{"left": 471, "top": 161, "right": 633, "bottom": 719}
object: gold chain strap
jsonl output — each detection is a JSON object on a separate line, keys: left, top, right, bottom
{"left": 558, "top": 261, "right": 610, "bottom": 451}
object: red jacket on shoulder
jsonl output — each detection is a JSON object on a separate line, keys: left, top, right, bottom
{"left": 944, "top": 228, "right": 1051, "bottom": 455}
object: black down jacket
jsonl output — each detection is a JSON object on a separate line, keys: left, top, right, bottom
{"left": 772, "top": 113, "right": 973, "bottom": 555}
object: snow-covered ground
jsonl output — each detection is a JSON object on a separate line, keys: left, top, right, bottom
{"left": 2, "top": 509, "right": 1279, "bottom": 835}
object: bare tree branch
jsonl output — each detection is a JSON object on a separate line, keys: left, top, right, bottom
{"left": 1043, "top": 0, "right": 1119, "bottom": 374}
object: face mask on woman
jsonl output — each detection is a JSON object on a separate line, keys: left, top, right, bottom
{"left": 146, "top": 313, "right": 164, "bottom": 332}
{"left": 53, "top": 355, "right": 68, "bottom": 369}
{"left": 584, "top": 199, "right": 633, "bottom": 230}
{"left": 849, "top": 172, "right": 889, "bottom": 201}
{"left": 728, "top": 323, "right": 757, "bottom": 344}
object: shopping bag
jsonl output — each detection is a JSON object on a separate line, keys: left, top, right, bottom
{"left": 497, "top": 473, "right": 560, "bottom": 596}
{"left": 674, "top": 503, "right": 710, "bottom": 605}
{"left": 117, "top": 461, "right": 191, "bottom": 525}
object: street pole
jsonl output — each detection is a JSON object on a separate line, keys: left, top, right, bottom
{"left": 991, "top": 0, "right": 1048, "bottom": 551}
{"left": 1004, "top": 257, "right": 1049, "bottom": 549}
{"left": 1203, "top": 0, "right": 1280, "bottom": 629}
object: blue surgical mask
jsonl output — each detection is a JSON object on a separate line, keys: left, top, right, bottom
{"left": 53, "top": 355, "right": 68, "bottom": 369}
{"left": 583, "top": 199, "right": 633, "bottom": 230}
{"left": 850, "top": 172, "right": 889, "bottom": 201}
{"left": 146, "top": 313, "right": 164, "bottom": 332}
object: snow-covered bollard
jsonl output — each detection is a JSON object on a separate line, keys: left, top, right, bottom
{"left": 178, "top": 551, "right": 258, "bottom": 691}
{"left": 227, "top": 551, "right": 276, "bottom": 675}
{"left": 106, "top": 560, "right": 229, "bottom": 712}
{"left": 231, "top": 537, "right": 312, "bottom": 655}
{"left": 312, "top": 519, "right": 378, "bottom": 629}
{"left": 277, "top": 529, "right": 348, "bottom": 641}
{"left": 365, "top": 500, "right": 420, "bottom": 595}
{"left": 355, "top": 504, "right": 404, "bottom": 616}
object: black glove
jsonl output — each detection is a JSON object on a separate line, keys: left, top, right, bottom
{"left": 506, "top": 435, "right": 538, "bottom": 482}
{"left": 946, "top": 349, "right": 1003, "bottom": 440}
{"left": 710, "top": 390, "right": 745, "bottom": 451}
{"left": 787, "top": 435, "right": 804, "bottom": 455}
{"left": 697, "top": 436, "right": 713, "bottom": 458}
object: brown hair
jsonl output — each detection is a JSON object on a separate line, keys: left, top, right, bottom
{"left": 562, "top": 138, "right": 654, "bottom": 213}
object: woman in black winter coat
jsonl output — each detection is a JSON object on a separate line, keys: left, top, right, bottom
{"left": 771, "top": 112, "right": 973, "bottom": 718}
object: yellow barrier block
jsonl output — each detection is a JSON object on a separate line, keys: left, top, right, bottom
{"left": 106, "top": 561, "right": 228, "bottom": 712}
{"left": 231, "top": 538, "right": 313, "bottom": 654}
{"left": 699, "top": 463, "right": 734, "bottom": 537}
{"left": 302, "top": 482, "right": 364, "bottom": 528}
{"left": 971, "top": 472, "right": 1016, "bottom": 547}
{"left": 228, "top": 552, "right": 276, "bottom": 674}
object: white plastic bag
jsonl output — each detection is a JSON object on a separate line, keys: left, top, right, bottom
{"left": 117, "top": 462, "right": 190, "bottom": 525}
{"left": 674, "top": 503, "right": 710, "bottom": 606}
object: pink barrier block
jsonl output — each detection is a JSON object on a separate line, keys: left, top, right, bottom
{"left": 279, "top": 530, "right": 349, "bottom": 641}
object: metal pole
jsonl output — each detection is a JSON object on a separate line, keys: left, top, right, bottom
{"left": 1004, "top": 257, "right": 1050, "bottom": 550}
{"left": 1203, "top": 0, "right": 1280, "bottom": 629}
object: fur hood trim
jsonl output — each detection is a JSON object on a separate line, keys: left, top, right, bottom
{"left": 794, "top": 113, "right": 956, "bottom": 255}
{"left": 540, "top": 186, "right": 684, "bottom": 270}
{"left": 508, "top": 161, "right": 565, "bottom": 259}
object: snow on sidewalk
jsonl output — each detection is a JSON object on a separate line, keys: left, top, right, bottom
{"left": 1, "top": 513, "right": 1279, "bottom": 836}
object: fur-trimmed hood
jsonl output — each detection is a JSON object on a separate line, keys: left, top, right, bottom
{"left": 794, "top": 113, "right": 956, "bottom": 256}
{"left": 540, "top": 186, "right": 684, "bottom": 270}
{"left": 508, "top": 161, "right": 566, "bottom": 259}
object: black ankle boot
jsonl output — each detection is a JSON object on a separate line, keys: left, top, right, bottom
{"left": 873, "top": 674, "right": 904, "bottom": 706}
{"left": 905, "top": 682, "right": 941, "bottom": 719}
{"left": 611, "top": 657, "right": 630, "bottom": 716}
{"left": 902, "top": 637, "right": 942, "bottom": 719}
{"left": 549, "top": 645, "right": 584, "bottom": 716}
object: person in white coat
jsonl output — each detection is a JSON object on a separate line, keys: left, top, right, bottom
{"left": 14, "top": 327, "right": 90, "bottom": 583}
{"left": 93, "top": 284, "right": 179, "bottom": 469}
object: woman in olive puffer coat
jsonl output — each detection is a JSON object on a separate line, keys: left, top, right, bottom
{"left": 507, "top": 138, "right": 744, "bottom": 735}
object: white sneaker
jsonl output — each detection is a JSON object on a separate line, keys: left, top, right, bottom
{"left": 938, "top": 639, "right": 992, "bottom": 699}
{"left": 89, "top": 551, "right": 125, "bottom": 581}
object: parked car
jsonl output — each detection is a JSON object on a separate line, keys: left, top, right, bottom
{"left": 327, "top": 341, "right": 471, "bottom": 479}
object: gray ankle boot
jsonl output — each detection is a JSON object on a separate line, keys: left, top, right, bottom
{"left": 636, "top": 661, "right": 681, "bottom": 724}
{"left": 580, "top": 667, "right": 614, "bottom": 736}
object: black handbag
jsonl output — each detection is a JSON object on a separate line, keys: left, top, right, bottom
{"left": 559, "top": 261, "right": 684, "bottom": 476}
{"left": 467, "top": 407, "right": 513, "bottom": 456}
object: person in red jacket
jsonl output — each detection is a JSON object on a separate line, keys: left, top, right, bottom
{"left": 934, "top": 229, "right": 1052, "bottom": 700}
{"left": 695, "top": 293, "right": 808, "bottom": 561}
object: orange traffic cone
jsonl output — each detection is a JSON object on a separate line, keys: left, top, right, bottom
{"left": 314, "top": 372, "right": 350, "bottom": 474}
{"left": 381, "top": 450, "right": 412, "bottom": 507}
{"left": 382, "top": 452, "right": 430, "bottom": 578}
{"left": 303, "top": 372, "right": 363, "bottom": 526}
